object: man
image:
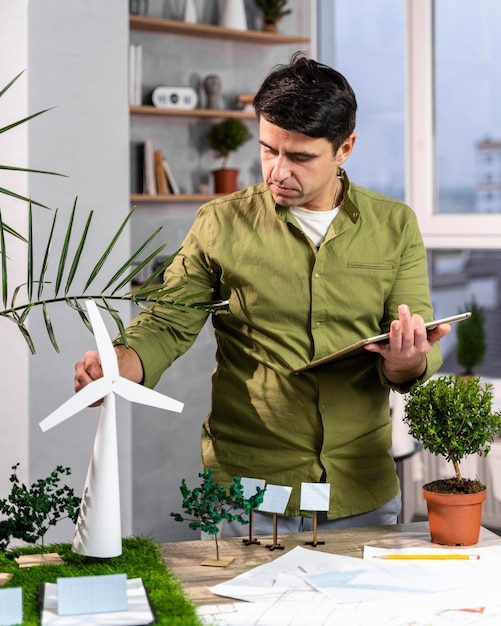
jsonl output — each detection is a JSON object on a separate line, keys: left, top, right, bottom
{"left": 75, "top": 53, "right": 449, "bottom": 534}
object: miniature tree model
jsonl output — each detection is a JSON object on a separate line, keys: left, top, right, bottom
{"left": 403, "top": 374, "right": 501, "bottom": 493}
{"left": 171, "top": 469, "right": 265, "bottom": 562}
{"left": 0, "top": 463, "right": 80, "bottom": 552}
{"left": 456, "top": 297, "right": 486, "bottom": 375}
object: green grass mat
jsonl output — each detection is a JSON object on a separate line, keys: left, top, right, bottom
{"left": 0, "top": 536, "right": 202, "bottom": 625}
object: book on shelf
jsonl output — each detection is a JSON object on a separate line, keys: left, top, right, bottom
{"left": 162, "top": 156, "right": 180, "bottom": 194}
{"left": 128, "top": 43, "right": 142, "bottom": 106}
{"left": 142, "top": 139, "right": 157, "bottom": 196}
{"left": 154, "top": 150, "right": 169, "bottom": 195}
{"left": 141, "top": 141, "right": 180, "bottom": 197}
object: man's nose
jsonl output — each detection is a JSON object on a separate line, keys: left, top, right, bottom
{"left": 271, "top": 155, "right": 291, "bottom": 182}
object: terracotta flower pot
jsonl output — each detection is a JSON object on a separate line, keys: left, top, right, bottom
{"left": 262, "top": 17, "right": 280, "bottom": 33}
{"left": 423, "top": 486, "right": 486, "bottom": 546}
{"left": 212, "top": 168, "right": 239, "bottom": 194}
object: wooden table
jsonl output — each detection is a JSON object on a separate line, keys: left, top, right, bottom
{"left": 161, "top": 521, "right": 501, "bottom": 606}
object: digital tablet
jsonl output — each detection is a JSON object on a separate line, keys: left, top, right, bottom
{"left": 293, "top": 312, "right": 472, "bottom": 373}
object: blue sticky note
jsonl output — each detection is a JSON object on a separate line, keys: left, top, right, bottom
{"left": 0, "top": 587, "right": 22, "bottom": 626}
{"left": 57, "top": 573, "right": 128, "bottom": 616}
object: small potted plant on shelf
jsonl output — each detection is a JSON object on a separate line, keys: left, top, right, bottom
{"left": 207, "top": 117, "right": 252, "bottom": 194}
{"left": 403, "top": 374, "right": 501, "bottom": 546}
{"left": 254, "top": 0, "right": 292, "bottom": 32}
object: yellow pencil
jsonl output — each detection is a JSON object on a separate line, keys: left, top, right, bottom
{"left": 376, "top": 554, "right": 480, "bottom": 560}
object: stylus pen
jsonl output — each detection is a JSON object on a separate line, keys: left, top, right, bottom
{"left": 376, "top": 554, "right": 480, "bottom": 560}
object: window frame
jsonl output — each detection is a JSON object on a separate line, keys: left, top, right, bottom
{"left": 406, "top": 0, "right": 501, "bottom": 249}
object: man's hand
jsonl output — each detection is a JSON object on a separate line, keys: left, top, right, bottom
{"left": 364, "top": 304, "right": 450, "bottom": 385}
{"left": 74, "top": 346, "right": 144, "bottom": 406}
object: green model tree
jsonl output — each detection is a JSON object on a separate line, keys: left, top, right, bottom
{"left": 171, "top": 469, "right": 265, "bottom": 561}
{"left": 456, "top": 296, "right": 486, "bottom": 375}
{"left": 0, "top": 463, "right": 80, "bottom": 552}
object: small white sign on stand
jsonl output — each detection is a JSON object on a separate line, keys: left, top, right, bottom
{"left": 258, "top": 484, "right": 292, "bottom": 551}
{"left": 300, "top": 482, "right": 331, "bottom": 547}
{"left": 240, "top": 477, "right": 266, "bottom": 546}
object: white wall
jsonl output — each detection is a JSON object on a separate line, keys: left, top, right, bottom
{"left": 0, "top": 0, "right": 30, "bottom": 497}
{"left": 0, "top": 0, "right": 132, "bottom": 543}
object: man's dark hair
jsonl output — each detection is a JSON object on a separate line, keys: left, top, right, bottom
{"left": 253, "top": 52, "right": 357, "bottom": 152}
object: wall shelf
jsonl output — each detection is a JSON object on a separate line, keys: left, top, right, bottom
{"left": 129, "top": 15, "right": 310, "bottom": 45}
{"left": 130, "top": 105, "right": 256, "bottom": 119}
{"left": 131, "top": 193, "right": 224, "bottom": 204}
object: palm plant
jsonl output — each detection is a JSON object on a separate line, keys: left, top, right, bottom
{"left": 0, "top": 72, "right": 226, "bottom": 353}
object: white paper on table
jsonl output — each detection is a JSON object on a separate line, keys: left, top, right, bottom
{"left": 39, "top": 299, "right": 184, "bottom": 558}
{"left": 206, "top": 545, "right": 501, "bottom": 626}
{"left": 361, "top": 545, "right": 501, "bottom": 617}
{"left": 40, "top": 578, "right": 155, "bottom": 626}
{"left": 210, "top": 546, "right": 371, "bottom": 602}
{"left": 300, "top": 482, "right": 330, "bottom": 511}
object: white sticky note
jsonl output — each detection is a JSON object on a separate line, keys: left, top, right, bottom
{"left": 0, "top": 587, "right": 22, "bottom": 626}
{"left": 240, "top": 477, "right": 266, "bottom": 500}
{"left": 300, "top": 482, "right": 330, "bottom": 512}
{"left": 57, "top": 573, "right": 128, "bottom": 616}
{"left": 258, "top": 484, "right": 292, "bottom": 514}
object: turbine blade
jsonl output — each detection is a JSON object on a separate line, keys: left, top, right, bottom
{"left": 86, "top": 299, "right": 119, "bottom": 378}
{"left": 39, "top": 377, "right": 113, "bottom": 432}
{"left": 113, "top": 377, "right": 184, "bottom": 413}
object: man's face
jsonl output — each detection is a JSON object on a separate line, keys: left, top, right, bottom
{"left": 259, "top": 117, "right": 355, "bottom": 212}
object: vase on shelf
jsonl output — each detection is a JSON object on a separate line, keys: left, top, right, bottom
{"left": 262, "top": 16, "right": 281, "bottom": 33}
{"left": 219, "top": 0, "right": 247, "bottom": 30}
{"left": 183, "top": 0, "right": 197, "bottom": 23}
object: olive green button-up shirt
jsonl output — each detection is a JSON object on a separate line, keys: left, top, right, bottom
{"left": 122, "top": 172, "right": 442, "bottom": 519}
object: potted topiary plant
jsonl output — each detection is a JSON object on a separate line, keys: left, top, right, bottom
{"left": 254, "top": 0, "right": 292, "bottom": 32}
{"left": 207, "top": 117, "right": 252, "bottom": 194}
{"left": 403, "top": 374, "right": 501, "bottom": 546}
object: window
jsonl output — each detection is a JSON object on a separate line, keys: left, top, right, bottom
{"left": 317, "top": 0, "right": 405, "bottom": 199}
{"left": 318, "top": 1, "right": 501, "bottom": 376}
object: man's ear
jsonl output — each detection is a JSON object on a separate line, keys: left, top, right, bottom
{"left": 337, "top": 133, "right": 356, "bottom": 165}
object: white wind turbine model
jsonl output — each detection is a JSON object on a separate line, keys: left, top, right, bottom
{"left": 39, "top": 299, "right": 184, "bottom": 558}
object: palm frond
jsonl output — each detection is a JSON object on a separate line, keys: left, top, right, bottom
{"left": 37, "top": 208, "right": 58, "bottom": 300}
{"left": 27, "top": 202, "right": 34, "bottom": 301}
{"left": 54, "top": 198, "right": 76, "bottom": 297}
{"left": 0, "top": 72, "right": 227, "bottom": 353}
{"left": 0, "top": 70, "right": 24, "bottom": 99}
{"left": 0, "top": 208, "right": 8, "bottom": 308}
{"left": 43, "top": 301, "right": 59, "bottom": 353}
{"left": 83, "top": 209, "right": 135, "bottom": 292}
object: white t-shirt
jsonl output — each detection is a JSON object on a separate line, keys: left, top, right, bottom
{"left": 289, "top": 204, "right": 340, "bottom": 247}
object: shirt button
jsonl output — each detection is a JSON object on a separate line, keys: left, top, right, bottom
{"left": 315, "top": 321, "right": 321, "bottom": 328}
{"left": 321, "top": 404, "right": 327, "bottom": 411}
{"left": 314, "top": 273, "right": 320, "bottom": 279}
